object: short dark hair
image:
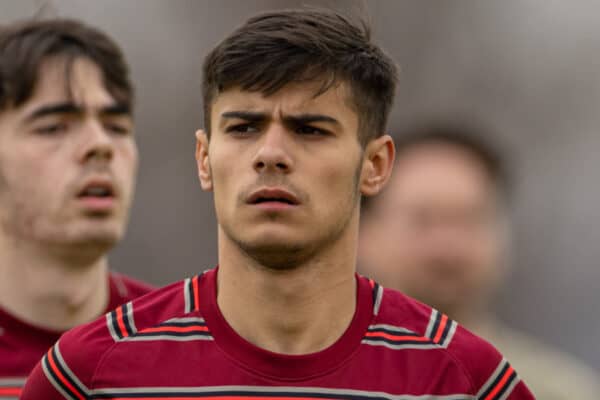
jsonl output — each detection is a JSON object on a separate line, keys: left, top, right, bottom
{"left": 202, "top": 8, "right": 398, "bottom": 146}
{"left": 0, "top": 18, "right": 133, "bottom": 112}
{"left": 362, "top": 120, "right": 512, "bottom": 213}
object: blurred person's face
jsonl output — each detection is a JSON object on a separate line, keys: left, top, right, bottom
{"left": 196, "top": 81, "right": 391, "bottom": 269}
{"left": 0, "top": 57, "right": 138, "bottom": 253}
{"left": 359, "top": 143, "right": 507, "bottom": 318}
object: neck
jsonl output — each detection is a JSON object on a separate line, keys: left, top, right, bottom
{"left": 216, "top": 224, "right": 359, "bottom": 355}
{"left": 0, "top": 235, "right": 110, "bottom": 331}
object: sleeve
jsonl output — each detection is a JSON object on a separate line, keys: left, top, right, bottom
{"left": 474, "top": 357, "right": 536, "bottom": 399}
{"left": 446, "top": 324, "right": 536, "bottom": 399}
{"left": 20, "top": 341, "right": 91, "bottom": 400}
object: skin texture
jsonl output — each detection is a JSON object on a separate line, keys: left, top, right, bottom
{"left": 359, "top": 143, "right": 508, "bottom": 324}
{"left": 196, "top": 81, "right": 394, "bottom": 354}
{"left": 0, "top": 56, "right": 138, "bottom": 330}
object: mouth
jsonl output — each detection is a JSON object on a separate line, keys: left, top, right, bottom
{"left": 77, "top": 182, "right": 115, "bottom": 199}
{"left": 76, "top": 179, "right": 118, "bottom": 213}
{"left": 246, "top": 188, "right": 300, "bottom": 206}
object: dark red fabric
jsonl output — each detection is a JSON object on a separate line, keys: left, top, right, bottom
{"left": 21, "top": 268, "right": 534, "bottom": 399}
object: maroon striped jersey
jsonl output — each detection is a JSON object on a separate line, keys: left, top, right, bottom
{"left": 21, "top": 268, "right": 535, "bottom": 399}
{"left": 0, "top": 272, "right": 154, "bottom": 400}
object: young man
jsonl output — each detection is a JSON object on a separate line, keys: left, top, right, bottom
{"left": 359, "top": 121, "right": 599, "bottom": 399}
{"left": 22, "top": 10, "right": 534, "bottom": 399}
{"left": 0, "top": 19, "right": 153, "bottom": 399}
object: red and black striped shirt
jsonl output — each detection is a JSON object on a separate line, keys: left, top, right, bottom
{"left": 21, "top": 268, "right": 534, "bottom": 399}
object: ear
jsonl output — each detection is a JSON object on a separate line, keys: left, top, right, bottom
{"left": 195, "top": 129, "right": 213, "bottom": 191}
{"left": 359, "top": 134, "right": 395, "bottom": 197}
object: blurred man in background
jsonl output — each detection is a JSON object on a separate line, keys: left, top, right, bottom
{"left": 0, "top": 18, "right": 154, "bottom": 398}
{"left": 359, "top": 121, "right": 600, "bottom": 398}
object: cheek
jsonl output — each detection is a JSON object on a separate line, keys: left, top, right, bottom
{"left": 115, "top": 144, "right": 139, "bottom": 186}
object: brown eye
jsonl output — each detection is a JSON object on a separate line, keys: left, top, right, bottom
{"left": 226, "top": 123, "right": 258, "bottom": 135}
{"left": 104, "top": 122, "right": 131, "bottom": 135}
{"left": 295, "top": 125, "right": 326, "bottom": 136}
{"left": 34, "top": 122, "right": 69, "bottom": 135}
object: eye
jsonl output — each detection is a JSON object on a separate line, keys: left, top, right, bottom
{"left": 104, "top": 122, "right": 132, "bottom": 136}
{"left": 34, "top": 122, "right": 69, "bottom": 135}
{"left": 295, "top": 125, "right": 327, "bottom": 136}
{"left": 225, "top": 123, "right": 259, "bottom": 135}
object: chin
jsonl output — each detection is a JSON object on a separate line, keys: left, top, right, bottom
{"left": 238, "top": 239, "right": 316, "bottom": 270}
{"left": 65, "top": 225, "right": 123, "bottom": 248}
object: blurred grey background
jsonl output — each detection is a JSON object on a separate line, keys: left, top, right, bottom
{"left": 2, "top": 0, "right": 599, "bottom": 370}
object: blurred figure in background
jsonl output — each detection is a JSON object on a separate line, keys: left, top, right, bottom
{"left": 359, "top": 121, "right": 600, "bottom": 398}
{"left": 0, "top": 18, "right": 154, "bottom": 398}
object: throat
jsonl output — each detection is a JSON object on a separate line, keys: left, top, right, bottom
{"left": 0, "top": 250, "right": 110, "bottom": 331}
{"left": 217, "top": 265, "right": 357, "bottom": 355}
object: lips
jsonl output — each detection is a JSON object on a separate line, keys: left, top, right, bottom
{"left": 77, "top": 178, "right": 116, "bottom": 199}
{"left": 246, "top": 188, "right": 299, "bottom": 205}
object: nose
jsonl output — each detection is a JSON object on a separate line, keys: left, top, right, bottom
{"left": 78, "top": 121, "right": 114, "bottom": 164}
{"left": 252, "top": 125, "right": 293, "bottom": 173}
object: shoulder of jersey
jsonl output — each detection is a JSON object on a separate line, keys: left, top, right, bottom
{"left": 374, "top": 285, "right": 522, "bottom": 396}
{"left": 42, "top": 275, "right": 203, "bottom": 391}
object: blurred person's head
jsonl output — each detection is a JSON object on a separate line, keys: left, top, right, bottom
{"left": 196, "top": 8, "right": 397, "bottom": 270}
{"left": 0, "top": 18, "right": 137, "bottom": 260}
{"left": 359, "top": 121, "right": 511, "bottom": 322}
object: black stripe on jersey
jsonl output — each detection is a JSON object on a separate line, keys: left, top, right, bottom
{"left": 109, "top": 309, "right": 124, "bottom": 340}
{"left": 133, "top": 330, "right": 213, "bottom": 339}
{"left": 126, "top": 318, "right": 212, "bottom": 341}
{"left": 187, "top": 278, "right": 197, "bottom": 311}
{"left": 428, "top": 311, "right": 442, "bottom": 341}
{"left": 120, "top": 303, "right": 135, "bottom": 337}
{"left": 365, "top": 325, "right": 434, "bottom": 342}
{"left": 437, "top": 317, "right": 452, "bottom": 345}
{"left": 158, "top": 320, "right": 208, "bottom": 327}
{"left": 363, "top": 336, "right": 434, "bottom": 347}
{"left": 491, "top": 369, "right": 518, "bottom": 400}
{"left": 367, "top": 325, "right": 414, "bottom": 334}
{"left": 42, "top": 355, "right": 75, "bottom": 400}
{"left": 477, "top": 362, "right": 512, "bottom": 400}
{"left": 371, "top": 281, "right": 379, "bottom": 308}
{"left": 42, "top": 347, "right": 86, "bottom": 400}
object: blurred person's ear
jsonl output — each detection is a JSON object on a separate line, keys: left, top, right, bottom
{"left": 360, "top": 134, "right": 395, "bottom": 197}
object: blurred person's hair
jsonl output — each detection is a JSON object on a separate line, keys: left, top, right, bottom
{"left": 362, "top": 120, "right": 512, "bottom": 213}
{"left": 0, "top": 18, "right": 133, "bottom": 112}
{"left": 202, "top": 8, "right": 398, "bottom": 146}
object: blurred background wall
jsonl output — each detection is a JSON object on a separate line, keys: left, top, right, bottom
{"left": 2, "top": 0, "right": 599, "bottom": 370}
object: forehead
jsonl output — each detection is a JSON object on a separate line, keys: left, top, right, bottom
{"left": 19, "top": 56, "right": 116, "bottom": 114}
{"left": 211, "top": 81, "right": 356, "bottom": 120}
{"left": 386, "top": 143, "right": 494, "bottom": 206}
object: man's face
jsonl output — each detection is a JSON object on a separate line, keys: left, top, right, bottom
{"left": 197, "top": 82, "right": 368, "bottom": 269}
{"left": 359, "top": 143, "right": 506, "bottom": 316}
{"left": 0, "top": 57, "right": 138, "bottom": 251}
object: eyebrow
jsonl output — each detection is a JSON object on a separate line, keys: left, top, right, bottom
{"left": 220, "top": 111, "right": 340, "bottom": 126}
{"left": 24, "top": 102, "right": 131, "bottom": 122}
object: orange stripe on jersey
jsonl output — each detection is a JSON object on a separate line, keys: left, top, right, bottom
{"left": 364, "top": 331, "right": 431, "bottom": 342}
{"left": 116, "top": 305, "right": 129, "bottom": 337}
{"left": 142, "top": 325, "right": 210, "bottom": 334}
{"left": 0, "top": 387, "right": 21, "bottom": 396}
{"left": 482, "top": 365, "right": 515, "bottom": 400}
{"left": 47, "top": 349, "right": 86, "bottom": 400}
{"left": 432, "top": 313, "right": 448, "bottom": 343}
{"left": 193, "top": 276, "right": 200, "bottom": 311}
